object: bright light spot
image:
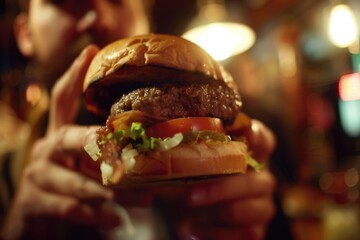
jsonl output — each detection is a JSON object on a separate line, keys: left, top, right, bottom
{"left": 338, "top": 73, "right": 360, "bottom": 101}
{"left": 345, "top": 168, "right": 359, "bottom": 188}
{"left": 328, "top": 4, "right": 358, "bottom": 48}
{"left": 339, "top": 100, "right": 360, "bottom": 137}
{"left": 323, "top": 205, "right": 360, "bottom": 240}
{"left": 183, "top": 22, "right": 256, "bottom": 61}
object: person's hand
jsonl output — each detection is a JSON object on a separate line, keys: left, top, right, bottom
{"left": 154, "top": 120, "right": 276, "bottom": 240}
{"left": 186, "top": 120, "right": 276, "bottom": 239}
{"left": 1, "top": 45, "right": 122, "bottom": 239}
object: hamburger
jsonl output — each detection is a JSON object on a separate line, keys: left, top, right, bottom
{"left": 83, "top": 33, "right": 262, "bottom": 186}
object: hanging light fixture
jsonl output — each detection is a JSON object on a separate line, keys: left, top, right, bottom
{"left": 182, "top": 0, "right": 256, "bottom": 61}
{"left": 327, "top": 3, "right": 359, "bottom": 48}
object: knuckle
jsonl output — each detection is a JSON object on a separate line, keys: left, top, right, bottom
{"left": 23, "top": 160, "right": 47, "bottom": 182}
{"left": 22, "top": 166, "right": 34, "bottom": 181}
{"left": 54, "top": 126, "right": 69, "bottom": 148}
{"left": 17, "top": 194, "right": 33, "bottom": 216}
{"left": 58, "top": 126, "right": 69, "bottom": 139}
{"left": 73, "top": 176, "right": 90, "bottom": 197}
{"left": 16, "top": 186, "right": 34, "bottom": 213}
{"left": 29, "top": 139, "right": 47, "bottom": 161}
{"left": 59, "top": 199, "right": 79, "bottom": 217}
{"left": 15, "top": 182, "right": 40, "bottom": 216}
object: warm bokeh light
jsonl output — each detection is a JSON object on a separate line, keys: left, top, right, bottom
{"left": 338, "top": 73, "right": 360, "bottom": 137}
{"left": 345, "top": 168, "right": 359, "bottom": 188}
{"left": 182, "top": 22, "right": 256, "bottom": 61}
{"left": 338, "top": 73, "right": 360, "bottom": 101}
{"left": 338, "top": 100, "right": 360, "bottom": 137}
{"left": 328, "top": 4, "right": 359, "bottom": 48}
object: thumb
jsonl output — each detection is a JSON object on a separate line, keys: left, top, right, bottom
{"left": 245, "top": 120, "right": 276, "bottom": 164}
{"left": 47, "top": 45, "right": 99, "bottom": 136}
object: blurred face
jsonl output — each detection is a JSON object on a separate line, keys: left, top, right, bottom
{"left": 26, "top": 0, "right": 149, "bottom": 84}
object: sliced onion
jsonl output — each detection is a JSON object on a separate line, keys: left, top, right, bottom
{"left": 121, "top": 144, "right": 138, "bottom": 172}
{"left": 157, "top": 133, "right": 183, "bottom": 152}
{"left": 100, "top": 162, "right": 113, "bottom": 184}
{"left": 84, "top": 139, "right": 101, "bottom": 161}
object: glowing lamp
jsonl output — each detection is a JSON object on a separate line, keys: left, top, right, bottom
{"left": 182, "top": 1, "right": 256, "bottom": 61}
{"left": 183, "top": 22, "right": 255, "bottom": 61}
{"left": 328, "top": 4, "right": 359, "bottom": 48}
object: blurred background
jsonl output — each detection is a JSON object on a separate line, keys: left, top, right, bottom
{"left": 1, "top": 0, "right": 360, "bottom": 239}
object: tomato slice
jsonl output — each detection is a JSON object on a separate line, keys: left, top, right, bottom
{"left": 146, "top": 117, "right": 225, "bottom": 138}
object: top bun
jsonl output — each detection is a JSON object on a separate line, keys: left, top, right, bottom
{"left": 83, "top": 34, "right": 238, "bottom": 119}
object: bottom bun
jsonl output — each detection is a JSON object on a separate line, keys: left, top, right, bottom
{"left": 119, "top": 141, "right": 248, "bottom": 186}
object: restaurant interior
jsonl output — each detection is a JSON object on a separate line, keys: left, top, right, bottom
{"left": 1, "top": 0, "right": 360, "bottom": 239}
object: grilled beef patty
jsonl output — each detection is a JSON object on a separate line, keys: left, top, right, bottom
{"left": 110, "top": 83, "right": 241, "bottom": 124}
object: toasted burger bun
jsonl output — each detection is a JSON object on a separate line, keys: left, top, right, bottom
{"left": 106, "top": 141, "right": 248, "bottom": 186}
{"left": 83, "top": 33, "right": 239, "bottom": 119}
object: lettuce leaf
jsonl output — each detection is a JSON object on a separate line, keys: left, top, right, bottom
{"left": 246, "top": 155, "right": 264, "bottom": 172}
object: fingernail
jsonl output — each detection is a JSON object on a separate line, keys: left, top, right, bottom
{"left": 77, "top": 47, "right": 90, "bottom": 62}
{"left": 76, "top": 44, "right": 96, "bottom": 63}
